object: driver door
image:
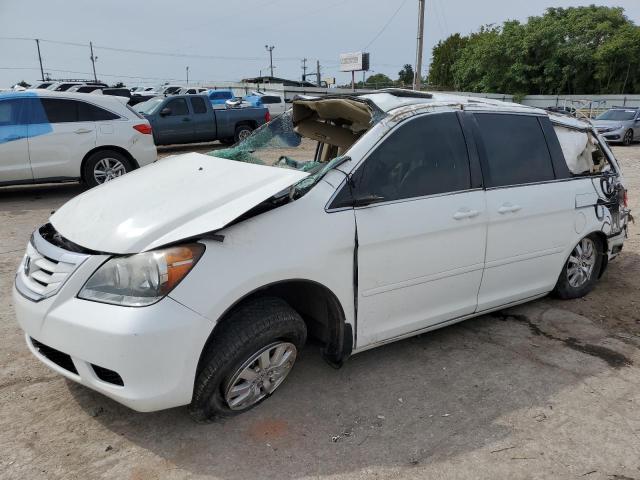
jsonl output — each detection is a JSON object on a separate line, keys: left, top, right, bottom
{"left": 350, "top": 112, "right": 487, "bottom": 348}
{"left": 155, "top": 98, "right": 194, "bottom": 144}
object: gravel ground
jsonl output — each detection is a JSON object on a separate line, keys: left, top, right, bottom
{"left": 0, "top": 144, "right": 639, "bottom": 480}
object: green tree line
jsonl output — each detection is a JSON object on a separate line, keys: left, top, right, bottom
{"left": 427, "top": 5, "right": 640, "bottom": 95}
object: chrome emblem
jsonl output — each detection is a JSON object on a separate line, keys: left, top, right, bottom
{"left": 23, "top": 256, "right": 31, "bottom": 276}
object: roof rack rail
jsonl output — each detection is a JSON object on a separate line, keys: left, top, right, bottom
{"left": 365, "top": 88, "right": 433, "bottom": 99}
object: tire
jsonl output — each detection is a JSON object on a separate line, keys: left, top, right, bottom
{"left": 553, "top": 234, "right": 604, "bottom": 300}
{"left": 233, "top": 123, "right": 254, "bottom": 143}
{"left": 82, "top": 150, "right": 133, "bottom": 188}
{"left": 623, "top": 129, "right": 634, "bottom": 146}
{"left": 189, "top": 297, "right": 306, "bottom": 422}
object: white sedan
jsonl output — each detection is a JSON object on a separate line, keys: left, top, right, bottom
{"left": 0, "top": 90, "right": 157, "bottom": 188}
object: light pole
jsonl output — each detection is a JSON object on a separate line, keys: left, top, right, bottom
{"left": 413, "top": 0, "right": 426, "bottom": 90}
{"left": 265, "top": 45, "right": 275, "bottom": 78}
{"left": 186, "top": 66, "right": 189, "bottom": 85}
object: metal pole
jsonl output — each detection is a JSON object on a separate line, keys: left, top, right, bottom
{"left": 413, "top": 0, "right": 425, "bottom": 91}
{"left": 316, "top": 60, "right": 321, "bottom": 87}
{"left": 186, "top": 66, "right": 189, "bottom": 85}
{"left": 89, "top": 41, "right": 98, "bottom": 82}
{"left": 352, "top": 71, "right": 355, "bottom": 92}
{"left": 35, "top": 39, "right": 44, "bottom": 81}
{"left": 265, "top": 45, "right": 274, "bottom": 78}
{"left": 301, "top": 58, "right": 307, "bottom": 82}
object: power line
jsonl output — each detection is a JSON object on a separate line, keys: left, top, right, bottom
{"left": 363, "top": 0, "right": 410, "bottom": 51}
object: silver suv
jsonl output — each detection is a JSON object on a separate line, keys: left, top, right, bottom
{"left": 593, "top": 107, "right": 640, "bottom": 145}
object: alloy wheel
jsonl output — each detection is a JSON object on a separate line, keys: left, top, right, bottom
{"left": 623, "top": 130, "right": 633, "bottom": 146}
{"left": 93, "top": 158, "right": 127, "bottom": 184}
{"left": 224, "top": 341, "right": 297, "bottom": 411}
{"left": 567, "top": 238, "right": 597, "bottom": 288}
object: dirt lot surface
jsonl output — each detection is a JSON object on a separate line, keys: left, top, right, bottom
{"left": 1, "top": 144, "right": 640, "bottom": 480}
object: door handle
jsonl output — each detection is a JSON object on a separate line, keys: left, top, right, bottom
{"left": 74, "top": 128, "right": 92, "bottom": 134}
{"left": 453, "top": 208, "right": 480, "bottom": 220}
{"left": 498, "top": 203, "right": 522, "bottom": 214}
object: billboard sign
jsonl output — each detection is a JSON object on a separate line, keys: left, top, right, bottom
{"left": 339, "top": 52, "right": 370, "bottom": 72}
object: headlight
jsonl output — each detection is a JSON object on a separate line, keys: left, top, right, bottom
{"left": 78, "top": 243, "right": 205, "bottom": 307}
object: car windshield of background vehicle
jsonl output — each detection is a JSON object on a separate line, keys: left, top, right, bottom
{"left": 596, "top": 110, "right": 637, "bottom": 121}
{"left": 134, "top": 98, "right": 164, "bottom": 115}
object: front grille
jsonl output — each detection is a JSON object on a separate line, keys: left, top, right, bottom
{"left": 15, "top": 226, "right": 90, "bottom": 302}
{"left": 30, "top": 338, "right": 78, "bottom": 374}
{"left": 91, "top": 364, "right": 124, "bottom": 386}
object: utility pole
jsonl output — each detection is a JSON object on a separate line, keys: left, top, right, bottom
{"left": 89, "top": 41, "right": 98, "bottom": 83}
{"left": 265, "top": 45, "right": 275, "bottom": 78}
{"left": 35, "top": 39, "right": 44, "bottom": 81}
{"left": 186, "top": 66, "right": 189, "bottom": 85}
{"left": 301, "top": 57, "right": 307, "bottom": 82}
{"left": 413, "top": 0, "right": 426, "bottom": 91}
{"left": 316, "top": 60, "right": 321, "bottom": 87}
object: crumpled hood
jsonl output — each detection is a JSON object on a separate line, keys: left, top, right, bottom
{"left": 50, "top": 153, "right": 309, "bottom": 254}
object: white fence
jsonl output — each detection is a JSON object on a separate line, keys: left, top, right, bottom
{"left": 203, "top": 82, "right": 640, "bottom": 113}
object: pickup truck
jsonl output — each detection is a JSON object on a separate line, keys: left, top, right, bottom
{"left": 135, "top": 94, "right": 270, "bottom": 145}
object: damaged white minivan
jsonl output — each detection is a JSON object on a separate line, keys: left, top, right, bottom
{"left": 14, "top": 90, "right": 630, "bottom": 420}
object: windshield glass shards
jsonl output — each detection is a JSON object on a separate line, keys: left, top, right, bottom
{"left": 207, "top": 97, "right": 386, "bottom": 197}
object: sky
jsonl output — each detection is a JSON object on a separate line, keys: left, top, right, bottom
{"left": 1, "top": 0, "right": 639, "bottom": 88}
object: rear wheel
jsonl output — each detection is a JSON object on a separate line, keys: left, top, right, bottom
{"left": 234, "top": 123, "right": 254, "bottom": 143}
{"left": 553, "top": 234, "right": 603, "bottom": 299}
{"left": 623, "top": 129, "right": 634, "bottom": 146}
{"left": 83, "top": 150, "right": 133, "bottom": 188}
{"left": 189, "top": 297, "right": 306, "bottom": 422}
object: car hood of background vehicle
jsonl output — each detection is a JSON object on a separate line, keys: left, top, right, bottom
{"left": 593, "top": 120, "right": 627, "bottom": 128}
{"left": 50, "top": 153, "right": 309, "bottom": 254}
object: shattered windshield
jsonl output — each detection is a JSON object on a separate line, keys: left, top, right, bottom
{"left": 209, "top": 111, "right": 325, "bottom": 174}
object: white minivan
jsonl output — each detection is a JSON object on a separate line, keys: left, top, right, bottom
{"left": 0, "top": 90, "right": 157, "bottom": 187}
{"left": 13, "top": 90, "right": 629, "bottom": 421}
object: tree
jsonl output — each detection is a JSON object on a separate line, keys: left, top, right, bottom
{"left": 17, "top": 80, "right": 30, "bottom": 88}
{"left": 397, "top": 64, "right": 414, "bottom": 86}
{"left": 428, "top": 33, "right": 468, "bottom": 89}
{"left": 363, "top": 73, "right": 394, "bottom": 88}
{"left": 429, "top": 6, "right": 640, "bottom": 95}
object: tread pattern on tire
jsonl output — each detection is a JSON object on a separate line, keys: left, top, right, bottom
{"left": 189, "top": 297, "right": 306, "bottom": 422}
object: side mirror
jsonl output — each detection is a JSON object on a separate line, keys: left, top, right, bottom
{"left": 159, "top": 107, "right": 171, "bottom": 117}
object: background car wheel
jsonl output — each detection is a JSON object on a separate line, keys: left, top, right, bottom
{"left": 552, "top": 234, "right": 603, "bottom": 299}
{"left": 623, "top": 129, "right": 634, "bottom": 146}
{"left": 189, "top": 297, "right": 306, "bottom": 422}
{"left": 234, "top": 124, "right": 254, "bottom": 143}
{"left": 83, "top": 150, "right": 133, "bottom": 188}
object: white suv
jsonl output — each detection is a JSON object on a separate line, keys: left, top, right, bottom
{"left": 0, "top": 90, "right": 157, "bottom": 187}
{"left": 13, "top": 91, "right": 629, "bottom": 420}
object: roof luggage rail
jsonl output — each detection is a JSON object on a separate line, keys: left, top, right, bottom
{"left": 363, "top": 88, "right": 433, "bottom": 99}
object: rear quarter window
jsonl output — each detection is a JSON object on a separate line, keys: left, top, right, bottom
{"left": 474, "top": 113, "right": 555, "bottom": 187}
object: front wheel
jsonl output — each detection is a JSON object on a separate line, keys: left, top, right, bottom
{"left": 189, "top": 297, "right": 306, "bottom": 422}
{"left": 553, "top": 234, "right": 603, "bottom": 299}
{"left": 623, "top": 129, "right": 634, "bottom": 146}
{"left": 83, "top": 150, "right": 133, "bottom": 188}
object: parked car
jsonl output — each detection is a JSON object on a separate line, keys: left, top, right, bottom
{"left": 134, "top": 94, "right": 270, "bottom": 145}
{"left": 593, "top": 107, "right": 640, "bottom": 145}
{"left": 46, "top": 82, "right": 108, "bottom": 92}
{"left": 206, "top": 89, "right": 234, "bottom": 106}
{"left": 158, "top": 85, "right": 183, "bottom": 96}
{"left": 13, "top": 90, "right": 629, "bottom": 420}
{"left": 67, "top": 85, "right": 104, "bottom": 93}
{"left": 0, "top": 90, "right": 156, "bottom": 188}
{"left": 178, "top": 87, "right": 208, "bottom": 95}
{"left": 29, "top": 82, "right": 55, "bottom": 90}
{"left": 100, "top": 88, "right": 132, "bottom": 100}
{"left": 245, "top": 91, "right": 287, "bottom": 116}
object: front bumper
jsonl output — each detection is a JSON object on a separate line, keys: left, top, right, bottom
{"left": 13, "top": 283, "right": 212, "bottom": 412}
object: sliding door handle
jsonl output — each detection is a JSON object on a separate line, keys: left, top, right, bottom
{"left": 498, "top": 203, "right": 522, "bottom": 214}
